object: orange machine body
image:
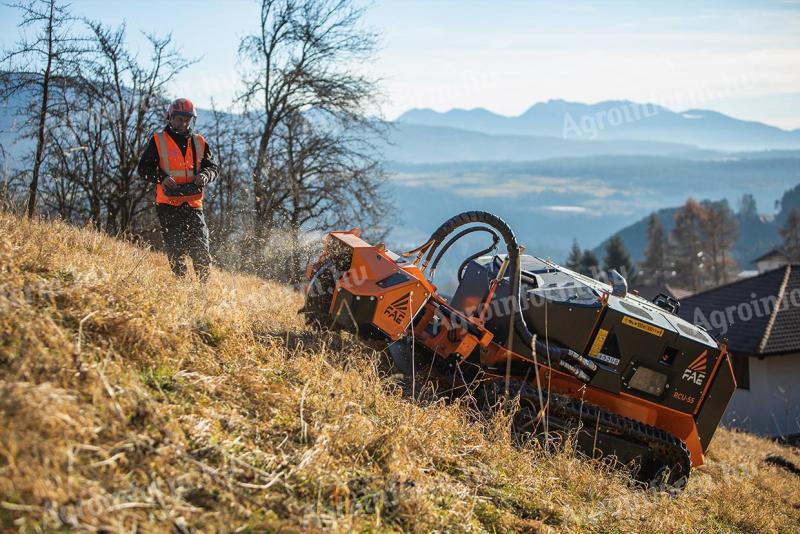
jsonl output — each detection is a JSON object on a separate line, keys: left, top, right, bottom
{"left": 312, "top": 230, "right": 735, "bottom": 468}
{"left": 477, "top": 341, "right": 733, "bottom": 467}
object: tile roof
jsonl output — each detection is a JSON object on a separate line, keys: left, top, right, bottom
{"left": 761, "top": 266, "right": 800, "bottom": 355}
{"left": 677, "top": 265, "right": 800, "bottom": 357}
{"left": 753, "top": 247, "right": 789, "bottom": 263}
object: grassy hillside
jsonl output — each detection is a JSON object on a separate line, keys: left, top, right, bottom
{"left": 1, "top": 212, "right": 799, "bottom": 532}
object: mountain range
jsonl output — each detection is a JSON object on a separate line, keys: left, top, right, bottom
{"left": 396, "top": 100, "right": 800, "bottom": 152}
{"left": 384, "top": 100, "right": 798, "bottom": 273}
{"left": 3, "top": 91, "right": 797, "bottom": 164}
{"left": 380, "top": 123, "right": 708, "bottom": 164}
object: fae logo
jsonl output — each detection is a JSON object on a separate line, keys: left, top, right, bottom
{"left": 682, "top": 350, "right": 708, "bottom": 386}
{"left": 383, "top": 294, "right": 410, "bottom": 325}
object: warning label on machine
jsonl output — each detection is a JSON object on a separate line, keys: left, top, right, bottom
{"left": 589, "top": 328, "right": 609, "bottom": 356}
{"left": 622, "top": 316, "right": 664, "bottom": 337}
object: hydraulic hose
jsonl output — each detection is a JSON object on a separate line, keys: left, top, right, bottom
{"left": 424, "top": 211, "right": 519, "bottom": 265}
{"left": 458, "top": 243, "right": 497, "bottom": 282}
{"left": 423, "top": 211, "right": 537, "bottom": 350}
{"left": 422, "top": 211, "right": 589, "bottom": 370}
{"left": 428, "top": 226, "right": 500, "bottom": 281}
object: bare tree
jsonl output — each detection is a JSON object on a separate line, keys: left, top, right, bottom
{"left": 83, "top": 22, "right": 193, "bottom": 234}
{"left": 277, "top": 112, "right": 388, "bottom": 231}
{"left": 0, "top": 143, "right": 23, "bottom": 212}
{"left": 42, "top": 151, "right": 83, "bottom": 220}
{"left": 672, "top": 199, "right": 708, "bottom": 292}
{"left": 237, "top": 0, "right": 384, "bottom": 248}
{"left": 202, "top": 102, "right": 249, "bottom": 256}
{"left": 703, "top": 200, "right": 738, "bottom": 286}
{"left": 272, "top": 110, "right": 388, "bottom": 280}
{"left": 22, "top": 20, "right": 191, "bottom": 235}
{"left": 1, "top": 0, "right": 86, "bottom": 218}
{"left": 40, "top": 80, "right": 107, "bottom": 225}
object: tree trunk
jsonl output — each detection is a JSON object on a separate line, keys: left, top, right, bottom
{"left": 27, "top": 2, "right": 55, "bottom": 218}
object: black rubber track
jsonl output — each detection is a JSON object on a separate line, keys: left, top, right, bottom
{"left": 475, "top": 379, "right": 692, "bottom": 492}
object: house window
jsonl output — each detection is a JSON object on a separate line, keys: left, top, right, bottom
{"left": 730, "top": 354, "right": 750, "bottom": 390}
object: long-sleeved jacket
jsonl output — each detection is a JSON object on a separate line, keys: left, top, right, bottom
{"left": 137, "top": 125, "right": 219, "bottom": 185}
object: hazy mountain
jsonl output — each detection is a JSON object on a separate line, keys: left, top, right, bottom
{"left": 397, "top": 100, "right": 800, "bottom": 152}
{"left": 382, "top": 123, "right": 706, "bottom": 163}
{"left": 388, "top": 154, "right": 799, "bottom": 270}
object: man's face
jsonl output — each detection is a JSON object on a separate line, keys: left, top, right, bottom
{"left": 169, "top": 113, "right": 193, "bottom": 134}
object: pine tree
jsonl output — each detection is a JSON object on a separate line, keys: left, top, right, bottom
{"left": 781, "top": 208, "right": 800, "bottom": 262}
{"left": 672, "top": 199, "right": 708, "bottom": 292}
{"left": 641, "top": 213, "right": 669, "bottom": 285}
{"left": 738, "top": 193, "right": 758, "bottom": 220}
{"left": 603, "top": 235, "right": 636, "bottom": 283}
{"left": 566, "top": 239, "right": 583, "bottom": 271}
{"left": 579, "top": 249, "right": 600, "bottom": 278}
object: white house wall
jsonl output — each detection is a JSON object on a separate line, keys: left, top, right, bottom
{"left": 756, "top": 258, "right": 788, "bottom": 273}
{"left": 723, "top": 353, "right": 800, "bottom": 437}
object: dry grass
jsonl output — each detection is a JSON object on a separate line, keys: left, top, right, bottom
{"left": 1, "top": 211, "right": 799, "bottom": 533}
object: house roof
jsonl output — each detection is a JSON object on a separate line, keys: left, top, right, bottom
{"left": 677, "top": 265, "right": 800, "bottom": 357}
{"left": 753, "top": 247, "right": 789, "bottom": 263}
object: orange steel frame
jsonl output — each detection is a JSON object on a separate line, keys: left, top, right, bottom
{"left": 319, "top": 230, "right": 732, "bottom": 468}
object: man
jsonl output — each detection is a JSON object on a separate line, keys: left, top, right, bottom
{"left": 138, "top": 98, "right": 219, "bottom": 281}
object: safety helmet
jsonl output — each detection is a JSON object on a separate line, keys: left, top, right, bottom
{"left": 166, "top": 98, "right": 197, "bottom": 133}
{"left": 167, "top": 98, "right": 197, "bottom": 119}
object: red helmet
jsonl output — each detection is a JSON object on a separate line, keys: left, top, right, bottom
{"left": 166, "top": 98, "right": 197, "bottom": 119}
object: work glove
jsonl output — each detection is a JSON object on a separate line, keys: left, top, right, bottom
{"left": 162, "top": 176, "right": 178, "bottom": 190}
{"left": 193, "top": 173, "right": 209, "bottom": 188}
{"left": 163, "top": 182, "right": 201, "bottom": 197}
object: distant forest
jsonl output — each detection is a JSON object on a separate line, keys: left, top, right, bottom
{"left": 573, "top": 184, "right": 800, "bottom": 293}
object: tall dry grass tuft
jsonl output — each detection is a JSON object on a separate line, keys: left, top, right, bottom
{"left": 1, "top": 211, "right": 799, "bottom": 532}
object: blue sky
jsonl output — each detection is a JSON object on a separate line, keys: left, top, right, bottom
{"left": 2, "top": 0, "right": 799, "bottom": 128}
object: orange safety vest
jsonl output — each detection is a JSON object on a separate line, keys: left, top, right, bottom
{"left": 154, "top": 130, "right": 206, "bottom": 208}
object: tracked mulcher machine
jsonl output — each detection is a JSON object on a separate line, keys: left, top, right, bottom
{"left": 302, "top": 211, "right": 736, "bottom": 489}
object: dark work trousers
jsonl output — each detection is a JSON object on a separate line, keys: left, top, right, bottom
{"left": 156, "top": 203, "right": 211, "bottom": 281}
